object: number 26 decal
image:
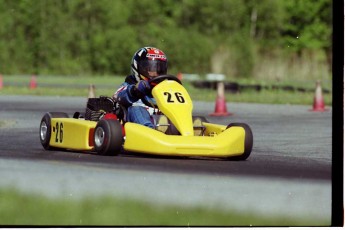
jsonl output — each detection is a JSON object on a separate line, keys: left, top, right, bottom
{"left": 164, "top": 92, "right": 185, "bottom": 103}
{"left": 54, "top": 122, "right": 63, "bottom": 143}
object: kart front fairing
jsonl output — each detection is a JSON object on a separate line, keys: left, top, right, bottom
{"left": 124, "top": 122, "right": 246, "bottom": 157}
{"left": 123, "top": 79, "right": 250, "bottom": 158}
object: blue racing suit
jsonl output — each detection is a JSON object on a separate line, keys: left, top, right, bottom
{"left": 113, "top": 75, "right": 156, "bottom": 128}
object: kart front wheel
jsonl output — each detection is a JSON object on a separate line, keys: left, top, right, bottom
{"left": 226, "top": 123, "right": 253, "bottom": 160}
{"left": 94, "top": 119, "right": 123, "bottom": 156}
{"left": 39, "top": 112, "right": 69, "bottom": 150}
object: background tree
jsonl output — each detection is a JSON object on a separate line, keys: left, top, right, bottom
{"left": 0, "top": 0, "right": 332, "bottom": 80}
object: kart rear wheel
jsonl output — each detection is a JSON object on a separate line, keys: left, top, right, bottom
{"left": 94, "top": 119, "right": 123, "bottom": 156}
{"left": 226, "top": 123, "right": 253, "bottom": 160}
{"left": 39, "top": 112, "right": 69, "bottom": 150}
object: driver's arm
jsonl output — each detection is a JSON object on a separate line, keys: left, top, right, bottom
{"left": 113, "top": 80, "right": 150, "bottom": 107}
{"left": 113, "top": 83, "right": 137, "bottom": 107}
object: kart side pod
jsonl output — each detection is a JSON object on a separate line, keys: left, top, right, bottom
{"left": 39, "top": 112, "right": 97, "bottom": 151}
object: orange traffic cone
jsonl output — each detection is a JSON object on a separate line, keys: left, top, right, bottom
{"left": 210, "top": 81, "right": 232, "bottom": 116}
{"left": 310, "top": 80, "right": 328, "bottom": 112}
{"left": 29, "top": 75, "right": 37, "bottom": 89}
{"left": 88, "top": 84, "right": 96, "bottom": 98}
{"left": 0, "top": 74, "right": 3, "bottom": 89}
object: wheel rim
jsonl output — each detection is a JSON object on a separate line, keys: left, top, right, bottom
{"left": 40, "top": 121, "right": 48, "bottom": 141}
{"left": 95, "top": 127, "right": 105, "bottom": 147}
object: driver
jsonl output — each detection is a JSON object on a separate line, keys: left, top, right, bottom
{"left": 113, "top": 47, "right": 168, "bottom": 128}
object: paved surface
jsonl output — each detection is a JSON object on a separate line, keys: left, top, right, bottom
{"left": 0, "top": 95, "right": 333, "bottom": 224}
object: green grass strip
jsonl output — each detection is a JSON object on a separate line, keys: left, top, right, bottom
{"left": 0, "top": 188, "right": 328, "bottom": 226}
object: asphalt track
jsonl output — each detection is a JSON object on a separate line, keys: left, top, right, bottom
{"left": 0, "top": 95, "right": 332, "bottom": 224}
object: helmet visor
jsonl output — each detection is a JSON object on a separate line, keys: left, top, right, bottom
{"left": 139, "top": 60, "right": 167, "bottom": 78}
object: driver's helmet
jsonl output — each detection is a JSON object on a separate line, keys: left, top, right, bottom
{"left": 131, "top": 47, "right": 168, "bottom": 81}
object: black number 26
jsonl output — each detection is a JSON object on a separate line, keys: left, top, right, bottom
{"left": 164, "top": 92, "right": 185, "bottom": 103}
{"left": 55, "top": 122, "right": 63, "bottom": 143}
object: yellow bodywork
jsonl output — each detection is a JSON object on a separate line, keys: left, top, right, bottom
{"left": 49, "top": 118, "right": 96, "bottom": 150}
{"left": 123, "top": 122, "right": 245, "bottom": 158}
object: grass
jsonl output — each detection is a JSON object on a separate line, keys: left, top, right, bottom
{"left": 0, "top": 75, "right": 332, "bottom": 106}
{"left": 0, "top": 188, "right": 327, "bottom": 226}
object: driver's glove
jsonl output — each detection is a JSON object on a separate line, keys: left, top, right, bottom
{"left": 130, "top": 80, "right": 151, "bottom": 99}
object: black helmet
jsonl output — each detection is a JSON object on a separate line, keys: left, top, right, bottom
{"left": 131, "top": 47, "right": 168, "bottom": 81}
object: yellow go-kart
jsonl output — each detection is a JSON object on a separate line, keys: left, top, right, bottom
{"left": 39, "top": 75, "right": 253, "bottom": 160}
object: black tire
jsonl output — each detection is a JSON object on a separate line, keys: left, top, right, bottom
{"left": 226, "top": 123, "right": 253, "bottom": 160}
{"left": 39, "top": 112, "right": 69, "bottom": 150}
{"left": 93, "top": 119, "right": 123, "bottom": 155}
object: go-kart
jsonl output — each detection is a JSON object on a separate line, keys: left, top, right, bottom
{"left": 39, "top": 75, "right": 253, "bottom": 160}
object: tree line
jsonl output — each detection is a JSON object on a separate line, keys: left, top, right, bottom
{"left": 0, "top": 0, "right": 332, "bottom": 79}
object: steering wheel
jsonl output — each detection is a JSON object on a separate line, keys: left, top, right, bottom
{"left": 149, "top": 74, "right": 182, "bottom": 86}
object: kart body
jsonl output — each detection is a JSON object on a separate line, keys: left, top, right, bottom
{"left": 39, "top": 75, "right": 253, "bottom": 160}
